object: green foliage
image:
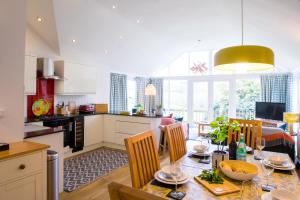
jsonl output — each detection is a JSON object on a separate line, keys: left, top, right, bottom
{"left": 209, "top": 116, "right": 240, "bottom": 150}
{"left": 199, "top": 169, "right": 224, "bottom": 184}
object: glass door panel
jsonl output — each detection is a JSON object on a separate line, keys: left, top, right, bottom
{"left": 193, "top": 82, "right": 208, "bottom": 122}
{"left": 213, "top": 82, "right": 229, "bottom": 119}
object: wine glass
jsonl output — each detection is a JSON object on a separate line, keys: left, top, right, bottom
{"left": 261, "top": 161, "right": 276, "bottom": 191}
{"left": 168, "top": 162, "right": 185, "bottom": 199}
{"left": 255, "top": 138, "right": 265, "bottom": 160}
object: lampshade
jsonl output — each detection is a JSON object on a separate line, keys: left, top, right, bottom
{"left": 214, "top": 45, "right": 275, "bottom": 72}
{"left": 145, "top": 83, "right": 156, "bottom": 96}
{"left": 283, "top": 112, "right": 300, "bottom": 123}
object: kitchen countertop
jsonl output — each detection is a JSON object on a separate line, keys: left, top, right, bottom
{"left": 0, "top": 141, "right": 49, "bottom": 161}
{"left": 24, "top": 126, "right": 64, "bottom": 139}
{"left": 24, "top": 112, "right": 162, "bottom": 123}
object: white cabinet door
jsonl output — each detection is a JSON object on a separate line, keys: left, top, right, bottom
{"left": 55, "top": 61, "right": 96, "bottom": 95}
{"left": 24, "top": 55, "right": 37, "bottom": 94}
{"left": 84, "top": 115, "right": 103, "bottom": 146}
{"left": 0, "top": 173, "right": 43, "bottom": 200}
{"left": 103, "top": 115, "right": 116, "bottom": 143}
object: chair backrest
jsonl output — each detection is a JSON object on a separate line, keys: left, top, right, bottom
{"left": 229, "top": 119, "right": 262, "bottom": 148}
{"left": 124, "top": 130, "right": 160, "bottom": 189}
{"left": 108, "top": 182, "right": 166, "bottom": 200}
{"left": 165, "top": 123, "right": 187, "bottom": 162}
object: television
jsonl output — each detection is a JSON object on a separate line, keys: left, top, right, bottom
{"left": 255, "top": 102, "right": 286, "bottom": 121}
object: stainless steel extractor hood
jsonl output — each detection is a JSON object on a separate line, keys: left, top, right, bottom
{"left": 37, "top": 58, "right": 64, "bottom": 80}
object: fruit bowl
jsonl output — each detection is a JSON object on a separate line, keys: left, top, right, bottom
{"left": 219, "top": 160, "right": 258, "bottom": 181}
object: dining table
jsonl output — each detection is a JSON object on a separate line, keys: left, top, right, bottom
{"left": 143, "top": 139, "right": 300, "bottom": 200}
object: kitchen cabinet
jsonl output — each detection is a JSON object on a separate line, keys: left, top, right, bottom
{"left": 24, "top": 55, "right": 37, "bottom": 94}
{"left": 103, "top": 115, "right": 116, "bottom": 143}
{"left": 54, "top": 61, "right": 97, "bottom": 95}
{"left": 103, "top": 115, "right": 161, "bottom": 146}
{"left": 0, "top": 144, "right": 47, "bottom": 200}
{"left": 25, "top": 132, "right": 64, "bottom": 193}
{"left": 0, "top": 173, "right": 43, "bottom": 200}
{"left": 84, "top": 115, "right": 103, "bottom": 146}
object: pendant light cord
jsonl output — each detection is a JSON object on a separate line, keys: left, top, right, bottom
{"left": 241, "top": 0, "right": 244, "bottom": 45}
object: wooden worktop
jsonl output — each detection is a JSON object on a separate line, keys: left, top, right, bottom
{"left": 0, "top": 141, "right": 49, "bottom": 161}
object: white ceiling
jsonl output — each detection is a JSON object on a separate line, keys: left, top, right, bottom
{"left": 27, "top": 0, "right": 300, "bottom": 76}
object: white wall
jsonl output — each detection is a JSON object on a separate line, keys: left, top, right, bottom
{"left": 0, "top": 1, "right": 26, "bottom": 142}
{"left": 25, "top": 25, "right": 110, "bottom": 116}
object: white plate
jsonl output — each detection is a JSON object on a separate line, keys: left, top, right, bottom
{"left": 263, "top": 159, "right": 295, "bottom": 170}
{"left": 271, "top": 189, "right": 299, "bottom": 200}
{"left": 154, "top": 171, "right": 190, "bottom": 185}
{"left": 261, "top": 193, "right": 272, "bottom": 200}
{"left": 157, "top": 171, "right": 188, "bottom": 182}
{"left": 268, "top": 155, "right": 289, "bottom": 165}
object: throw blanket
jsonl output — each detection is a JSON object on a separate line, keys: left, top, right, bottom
{"left": 262, "top": 127, "right": 295, "bottom": 161}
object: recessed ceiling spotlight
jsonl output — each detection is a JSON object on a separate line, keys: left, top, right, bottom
{"left": 137, "top": 19, "right": 141, "bottom": 24}
{"left": 72, "top": 39, "right": 76, "bottom": 43}
{"left": 36, "top": 17, "right": 42, "bottom": 22}
{"left": 119, "top": 35, "right": 124, "bottom": 40}
{"left": 104, "top": 49, "right": 108, "bottom": 54}
{"left": 112, "top": 5, "right": 116, "bottom": 9}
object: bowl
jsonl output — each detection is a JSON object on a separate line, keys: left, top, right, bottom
{"left": 219, "top": 160, "right": 258, "bottom": 181}
{"left": 271, "top": 189, "right": 299, "bottom": 200}
{"left": 193, "top": 144, "right": 209, "bottom": 153}
{"left": 268, "top": 155, "right": 289, "bottom": 165}
{"left": 161, "top": 165, "right": 172, "bottom": 175}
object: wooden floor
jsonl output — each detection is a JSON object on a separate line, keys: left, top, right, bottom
{"left": 60, "top": 151, "right": 168, "bottom": 200}
{"left": 60, "top": 165, "right": 131, "bottom": 200}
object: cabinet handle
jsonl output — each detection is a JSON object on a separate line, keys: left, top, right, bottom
{"left": 19, "top": 164, "right": 26, "bottom": 170}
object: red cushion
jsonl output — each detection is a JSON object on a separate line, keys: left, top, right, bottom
{"left": 161, "top": 118, "right": 175, "bottom": 125}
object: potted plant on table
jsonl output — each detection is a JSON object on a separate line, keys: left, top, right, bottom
{"left": 209, "top": 116, "right": 240, "bottom": 169}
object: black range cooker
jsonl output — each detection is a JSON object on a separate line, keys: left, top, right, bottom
{"left": 42, "top": 115, "right": 84, "bottom": 153}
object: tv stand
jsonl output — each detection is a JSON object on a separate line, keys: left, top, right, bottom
{"left": 255, "top": 118, "right": 285, "bottom": 128}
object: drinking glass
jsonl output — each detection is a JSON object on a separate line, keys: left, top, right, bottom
{"left": 261, "top": 161, "right": 276, "bottom": 191}
{"left": 255, "top": 138, "right": 265, "bottom": 160}
{"left": 168, "top": 162, "right": 185, "bottom": 199}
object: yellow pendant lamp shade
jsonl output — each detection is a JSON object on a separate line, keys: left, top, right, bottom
{"left": 214, "top": 45, "right": 274, "bottom": 72}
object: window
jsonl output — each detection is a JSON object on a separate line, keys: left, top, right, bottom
{"left": 189, "top": 51, "right": 210, "bottom": 75}
{"left": 163, "top": 80, "right": 187, "bottom": 120}
{"left": 236, "top": 79, "right": 261, "bottom": 119}
{"left": 213, "top": 82, "right": 229, "bottom": 118}
{"left": 127, "top": 78, "right": 136, "bottom": 111}
{"left": 193, "top": 82, "right": 209, "bottom": 122}
{"left": 169, "top": 53, "right": 189, "bottom": 76}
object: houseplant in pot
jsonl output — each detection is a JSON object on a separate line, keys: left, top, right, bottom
{"left": 209, "top": 116, "right": 240, "bottom": 169}
{"left": 156, "top": 104, "right": 164, "bottom": 116}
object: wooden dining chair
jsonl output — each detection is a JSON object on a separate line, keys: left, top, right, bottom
{"left": 108, "top": 182, "right": 166, "bottom": 200}
{"left": 165, "top": 123, "right": 187, "bottom": 162}
{"left": 124, "top": 130, "right": 160, "bottom": 189}
{"left": 228, "top": 118, "right": 262, "bottom": 149}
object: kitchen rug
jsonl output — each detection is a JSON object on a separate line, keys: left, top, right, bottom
{"left": 64, "top": 147, "right": 128, "bottom": 192}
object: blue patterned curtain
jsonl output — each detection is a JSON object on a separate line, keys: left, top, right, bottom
{"left": 260, "top": 73, "right": 294, "bottom": 111}
{"left": 110, "top": 73, "right": 127, "bottom": 113}
{"left": 135, "top": 77, "right": 163, "bottom": 114}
